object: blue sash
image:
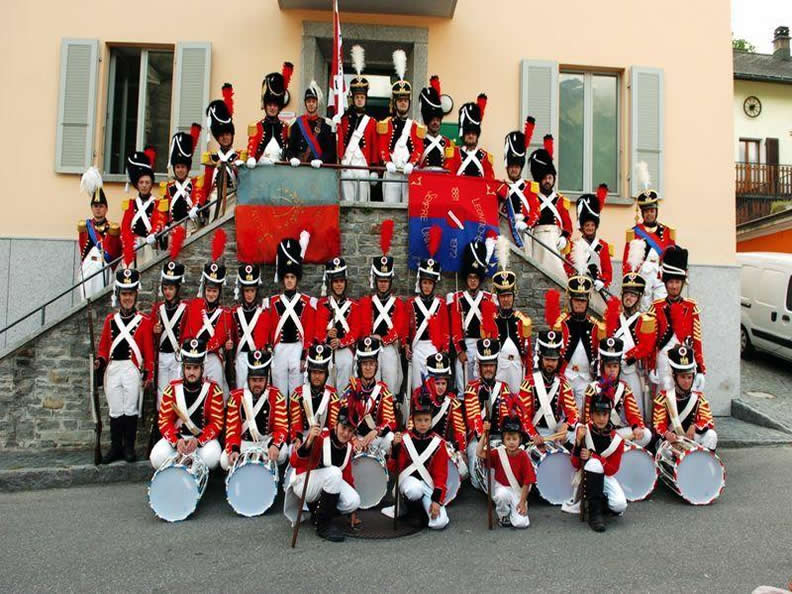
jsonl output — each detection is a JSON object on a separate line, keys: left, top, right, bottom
{"left": 86, "top": 219, "right": 111, "bottom": 262}
{"left": 296, "top": 116, "right": 323, "bottom": 160}
{"left": 502, "top": 196, "right": 524, "bottom": 248}
{"left": 633, "top": 226, "right": 662, "bottom": 256}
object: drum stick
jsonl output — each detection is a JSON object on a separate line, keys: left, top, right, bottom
{"left": 291, "top": 431, "right": 320, "bottom": 548}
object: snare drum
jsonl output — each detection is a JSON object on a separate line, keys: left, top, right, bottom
{"left": 444, "top": 444, "right": 462, "bottom": 504}
{"left": 615, "top": 441, "right": 658, "bottom": 502}
{"left": 471, "top": 438, "right": 503, "bottom": 493}
{"left": 225, "top": 446, "right": 279, "bottom": 517}
{"left": 656, "top": 437, "right": 725, "bottom": 505}
{"left": 148, "top": 453, "right": 209, "bottom": 522}
{"left": 351, "top": 449, "right": 388, "bottom": 509}
{"left": 528, "top": 442, "right": 576, "bottom": 505}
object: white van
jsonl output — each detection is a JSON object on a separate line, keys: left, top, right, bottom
{"left": 738, "top": 252, "right": 792, "bottom": 360}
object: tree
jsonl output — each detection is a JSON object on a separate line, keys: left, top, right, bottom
{"left": 732, "top": 36, "right": 756, "bottom": 52}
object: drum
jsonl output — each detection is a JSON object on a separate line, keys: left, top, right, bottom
{"left": 148, "top": 453, "right": 209, "bottom": 522}
{"left": 471, "top": 438, "right": 503, "bottom": 493}
{"left": 225, "top": 446, "right": 279, "bottom": 517}
{"left": 351, "top": 449, "right": 388, "bottom": 509}
{"left": 655, "top": 437, "right": 725, "bottom": 505}
{"left": 614, "top": 441, "right": 658, "bottom": 502}
{"left": 444, "top": 444, "right": 462, "bottom": 504}
{"left": 528, "top": 442, "right": 576, "bottom": 505}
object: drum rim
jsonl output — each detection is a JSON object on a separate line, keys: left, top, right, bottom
{"left": 351, "top": 454, "right": 388, "bottom": 510}
{"left": 615, "top": 447, "right": 659, "bottom": 502}
{"left": 225, "top": 461, "right": 279, "bottom": 517}
{"left": 655, "top": 442, "right": 726, "bottom": 505}
{"left": 148, "top": 464, "right": 202, "bottom": 522}
{"left": 532, "top": 449, "right": 575, "bottom": 505}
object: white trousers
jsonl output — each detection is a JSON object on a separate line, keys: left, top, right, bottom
{"left": 149, "top": 437, "right": 221, "bottom": 470}
{"left": 621, "top": 364, "right": 650, "bottom": 422}
{"left": 377, "top": 342, "right": 402, "bottom": 397}
{"left": 685, "top": 429, "right": 718, "bottom": 451}
{"left": 493, "top": 482, "right": 530, "bottom": 528}
{"left": 565, "top": 372, "right": 591, "bottom": 414}
{"left": 531, "top": 224, "right": 567, "bottom": 282}
{"left": 411, "top": 340, "right": 438, "bottom": 391}
{"left": 234, "top": 350, "right": 256, "bottom": 391}
{"left": 203, "top": 352, "right": 228, "bottom": 402}
{"left": 454, "top": 338, "right": 479, "bottom": 394}
{"left": 467, "top": 438, "right": 482, "bottom": 490}
{"left": 400, "top": 476, "right": 449, "bottom": 530}
{"left": 80, "top": 251, "right": 109, "bottom": 300}
{"left": 272, "top": 342, "right": 303, "bottom": 402}
{"left": 382, "top": 171, "right": 408, "bottom": 203}
{"left": 330, "top": 346, "right": 355, "bottom": 392}
{"left": 104, "top": 360, "right": 141, "bottom": 417}
{"left": 157, "top": 352, "right": 181, "bottom": 410}
{"left": 219, "top": 438, "right": 288, "bottom": 471}
{"left": 615, "top": 426, "right": 652, "bottom": 448}
{"left": 496, "top": 339, "right": 524, "bottom": 397}
{"left": 341, "top": 150, "right": 371, "bottom": 202}
{"left": 291, "top": 466, "right": 360, "bottom": 513}
{"left": 584, "top": 458, "right": 627, "bottom": 514}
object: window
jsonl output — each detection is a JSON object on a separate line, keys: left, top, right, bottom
{"left": 104, "top": 47, "right": 174, "bottom": 175}
{"left": 738, "top": 139, "right": 760, "bottom": 163}
{"left": 559, "top": 71, "right": 619, "bottom": 194}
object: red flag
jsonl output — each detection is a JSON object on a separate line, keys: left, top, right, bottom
{"left": 330, "top": 0, "right": 347, "bottom": 115}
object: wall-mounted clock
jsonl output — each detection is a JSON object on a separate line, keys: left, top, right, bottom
{"left": 744, "top": 96, "right": 762, "bottom": 118}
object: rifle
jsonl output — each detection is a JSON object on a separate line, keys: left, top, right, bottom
{"left": 392, "top": 403, "right": 404, "bottom": 531}
{"left": 484, "top": 403, "right": 494, "bottom": 530}
{"left": 146, "top": 311, "right": 162, "bottom": 457}
{"left": 291, "top": 431, "right": 320, "bottom": 548}
{"left": 213, "top": 162, "right": 228, "bottom": 222}
{"left": 79, "top": 254, "right": 103, "bottom": 465}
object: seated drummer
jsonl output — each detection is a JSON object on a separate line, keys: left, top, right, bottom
{"left": 518, "top": 329, "right": 578, "bottom": 449}
{"left": 410, "top": 353, "right": 468, "bottom": 477}
{"left": 285, "top": 406, "right": 361, "bottom": 542}
{"left": 477, "top": 414, "right": 535, "bottom": 528}
{"left": 221, "top": 349, "right": 289, "bottom": 471}
{"left": 150, "top": 338, "right": 224, "bottom": 470}
{"left": 289, "top": 343, "right": 342, "bottom": 444}
{"left": 652, "top": 344, "right": 717, "bottom": 451}
{"left": 390, "top": 394, "right": 450, "bottom": 530}
{"left": 569, "top": 393, "right": 627, "bottom": 532}
{"left": 581, "top": 337, "right": 651, "bottom": 448}
{"left": 342, "top": 336, "right": 396, "bottom": 454}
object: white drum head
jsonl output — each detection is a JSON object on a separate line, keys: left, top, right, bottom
{"left": 352, "top": 455, "right": 388, "bottom": 509}
{"left": 148, "top": 466, "right": 200, "bottom": 522}
{"left": 535, "top": 450, "right": 576, "bottom": 505}
{"left": 445, "top": 460, "right": 461, "bottom": 503}
{"left": 226, "top": 463, "right": 277, "bottom": 517}
{"left": 676, "top": 449, "right": 725, "bottom": 505}
{"left": 615, "top": 447, "right": 658, "bottom": 502}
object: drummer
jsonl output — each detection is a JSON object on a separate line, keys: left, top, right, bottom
{"left": 342, "top": 336, "right": 397, "bottom": 454}
{"left": 652, "top": 344, "right": 717, "bottom": 451}
{"left": 289, "top": 343, "right": 342, "bottom": 444}
{"left": 150, "top": 338, "right": 224, "bottom": 470}
{"left": 581, "top": 337, "right": 651, "bottom": 448}
{"left": 477, "top": 414, "right": 535, "bottom": 528}
{"left": 221, "top": 349, "right": 289, "bottom": 471}
{"left": 284, "top": 406, "right": 361, "bottom": 542}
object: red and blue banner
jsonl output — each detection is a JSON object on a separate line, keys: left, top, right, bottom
{"left": 407, "top": 171, "right": 500, "bottom": 273}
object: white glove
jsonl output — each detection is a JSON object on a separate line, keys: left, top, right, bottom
{"left": 330, "top": 113, "right": 342, "bottom": 132}
{"left": 516, "top": 220, "right": 528, "bottom": 233}
{"left": 145, "top": 233, "right": 157, "bottom": 246}
{"left": 648, "top": 369, "right": 660, "bottom": 385}
{"left": 556, "top": 236, "right": 568, "bottom": 251}
{"left": 233, "top": 159, "right": 245, "bottom": 167}
{"left": 403, "top": 163, "right": 414, "bottom": 176}
{"left": 188, "top": 206, "right": 199, "bottom": 221}
{"left": 385, "top": 161, "right": 397, "bottom": 174}
{"left": 246, "top": 157, "right": 257, "bottom": 169}
{"left": 594, "top": 279, "right": 605, "bottom": 292}
{"left": 259, "top": 157, "right": 274, "bottom": 166}
{"left": 310, "top": 159, "right": 322, "bottom": 169}
{"left": 693, "top": 373, "right": 706, "bottom": 392}
{"left": 290, "top": 158, "right": 301, "bottom": 168}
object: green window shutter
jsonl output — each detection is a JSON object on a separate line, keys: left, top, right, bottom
{"left": 171, "top": 42, "right": 212, "bottom": 173}
{"left": 519, "top": 59, "right": 559, "bottom": 149}
{"left": 630, "top": 67, "right": 664, "bottom": 197}
{"left": 55, "top": 39, "right": 99, "bottom": 174}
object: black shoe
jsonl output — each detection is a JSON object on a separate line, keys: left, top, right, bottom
{"left": 498, "top": 516, "right": 512, "bottom": 528}
{"left": 102, "top": 417, "right": 124, "bottom": 464}
{"left": 584, "top": 471, "right": 607, "bottom": 533}
{"left": 315, "top": 491, "right": 344, "bottom": 542}
{"left": 317, "top": 522, "right": 345, "bottom": 542}
{"left": 123, "top": 416, "right": 138, "bottom": 463}
{"left": 405, "top": 498, "right": 428, "bottom": 527}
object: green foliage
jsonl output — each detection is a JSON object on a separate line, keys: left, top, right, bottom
{"left": 732, "top": 37, "right": 756, "bottom": 52}
{"left": 769, "top": 201, "right": 792, "bottom": 215}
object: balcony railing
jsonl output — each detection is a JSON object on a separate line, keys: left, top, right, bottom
{"left": 736, "top": 162, "right": 792, "bottom": 197}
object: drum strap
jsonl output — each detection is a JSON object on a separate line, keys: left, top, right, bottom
{"left": 400, "top": 434, "right": 441, "bottom": 489}
{"left": 412, "top": 297, "right": 439, "bottom": 350}
{"left": 585, "top": 426, "right": 622, "bottom": 459}
{"left": 479, "top": 381, "right": 502, "bottom": 420}
{"left": 610, "top": 383, "right": 626, "bottom": 426}
{"left": 323, "top": 436, "right": 352, "bottom": 471}
{"left": 532, "top": 371, "right": 559, "bottom": 431}
{"left": 241, "top": 387, "right": 270, "bottom": 442}
{"left": 364, "top": 383, "right": 383, "bottom": 417}
{"left": 174, "top": 382, "right": 210, "bottom": 436}
{"left": 667, "top": 391, "right": 698, "bottom": 434}
{"left": 159, "top": 303, "right": 186, "bottom": 349}
{"left": 431, "top": 398, "right": 451, "bottom": 430}
{"left": 111, "top": 313, "right": 143, "bottom": 369}
{"left": 496, "top": 445, "right": 521, "bottom": 493}
{"left": 303, "top": 386, "right": 331, "bottom": 426}
{"left": 343, "top": 114, "right": 370, "bottom": 164}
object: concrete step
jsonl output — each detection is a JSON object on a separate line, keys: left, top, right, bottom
{"left": 732, "top": 398, "right": 792, "bottom": 435}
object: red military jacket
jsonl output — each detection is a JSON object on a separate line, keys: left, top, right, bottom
{"left": 564, "top": 237, "right": 614, "bottom": 288}
{"left": 407, "top": 295, "right": 450, "bottom": 352}
{"left": 159, "top": 177, "right": 206, "bottom": 226}
{"left": 289, "top": 384, "right": 342, "bottom": 442}
{"left": 652, "top": 390, "right": 715, "bottom": 435}
{"left": 389, "top": 430, "right": 449, "bottom": 504}
{"left": 496, "top": 179, "right": 541, "bottom": 230}
{"left": 445, "top": 145, "right": 496, "bottom": 179}
{"left": 150, "top": 300, "right": 188, "bottom": 353}
{"left": 246, "top": 117, "right": 289, "bottom": 163}
{"left": 337, "top": 111, "right": 378, "bottom": 165}
{"left": 357, "top": 294, "right": 408, "bottom": 346}
{"left": 486, "top": 446, "right": 536, "bottom": 488}
{"left": 553, "top": 313, "right": 606, "bottom": 374}
{"left": 518, "top": 371, "right": 579, "bottom": 438}
{"left": 377, "top": 117, "right": 424, "bottom": 166}
{"left": 648, "top": 297, "right": 706, "bottom": 374}
{"left": 495, "top": 310, "right": 533, "bottom": 371}
{"left": 463, "top": 378, "right": 526, "bottom": 438}
{"left": 314, "top": 296, "right": 360, "bottom": 348}
{"left": 418, "top": 133, "right": 456, "bottom": 169}
{"left": 616, "top": 310, "right": 656, "bottom": 364}
{"left": 78, "top": 218, "right": 122, "bottom": 265}
{"left": 290, "top": 427, "right": 355, "bottom": 486}
{"left": 231, "top": 303, "right": 270, "bottom": 353}
{"left": 97, "top": 310, "right": 155, "bottom": 376}
{"left": 121, "top": 194, "right": 168, "bottom": 239}
{"left": 409, "top": 381, "right": 467, "bottom": 452}
{"left": 158, "top": 379, "right": 225, "bottom": 446}
{"left": 535, "top": 192, "right": 573, "bottom": 238}
{"left": 571, "top": 422, "right": 624, "bottom": 476}
{"left": 267, "top": 293, "right": 316, "bottom": 347}
{"left": 582, "top": 380, "right": 644, "bottom": 428}
{"left": 622, "top": 223, "right": 676, "bottom": 274}
{"left": 225, "top": 385, "right": 288, "bottom": 453}
{"left": 343, "top": 377, "right": 397, "bottom": 435}
{"left": 180, "top": 298, "right": 235, "bottom": 355}
{"left": 447, "top": 290, "right": 498, "bottom": 354}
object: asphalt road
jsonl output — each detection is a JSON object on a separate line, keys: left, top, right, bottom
{"left": 1, "top": 447, "right": 791, "bottom": 593}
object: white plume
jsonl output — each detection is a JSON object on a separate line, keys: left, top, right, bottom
{"left": 635, "top": 161, "right": 651, "bottom": 191}
{"left": 392, "top": 49, "right": 407, "bottom": 81}
{"left": 351, "top": 45, "right": 365, "bottom": 76}
{"left": 80, "top": 166, "right": 103, "bottom": 197}
{"left": 496, "top": 235, "right": 511, "bottom": 270}
{"left": 627, "top": 238, "right": 646, "bottom": 273}
{"left": 308, "top": 80, "right": 324, "bottom": 106}
{"left": 484, "top": 234, "right": 497, "bottom": 265}
{"left": 299, "top": 230, "right": 311, "bottom": 258}
{"left": 572, "top": 239, "right": 588, "bottom": 276}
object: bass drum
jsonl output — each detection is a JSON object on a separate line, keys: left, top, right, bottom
{"left": 656, "top": 438, "right": 725, "bottom": 505}
{"left": 528, "top": 442, "right": 576, "bottom": 505}
{"left": 471, "top": 438, "right": 503, "bottom": 493}
{"left": 614, "top": 442, "right": 658, "bottom": 502}
{"left": 148, "top": 453, "right": 209, "bottom": 522}
{"left": 351, "top": 450, "right": 388, "bottom": 509}
{"left": 225, "top": 446, "right": 279, "bottom": 517}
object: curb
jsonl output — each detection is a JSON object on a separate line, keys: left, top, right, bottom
{"left": 731, "top": 399, "right": 792, "bottom": 435}
{"left": 0, "top": 460, "right": 150, "bottom": 493}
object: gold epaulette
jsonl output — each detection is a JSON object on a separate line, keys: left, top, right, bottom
{"left": 376, "top": 119, "right": 389, "bottom": 134}
{"left": 239, "top": 149, "right": 248, "bottom": 161}
{"left": 560, "top": 194, "right": 570, "bottom": 209}
{"left": 157, "top": 199, "right": 169, "bottom": 212}
{"left": 487, "top": 152, "right": 494, "bottom": 165}
{"left": 201, "top": 151, "right": 211, "bottom": 165}
{"left": 668, "top": 227, "right": 676, "bottom": 241}
{"left": 625, "top": 229, "right": 635, "bottom": 242}
{"left": 77, "top": 220, "right": 86, "bottom": 232}
{"left": 515, "top": 311, "right": 532, "bottom": 333}
{"left": 444, "top": 144, "right": 455, "bottom": 158}
{"left": 121, "top": 199, "right": 130, "bottom": 211}
{"left": 416, "top": 123, "right": 426, "bottom": 139}
{"left": 640, "top": 312, "right": 656, "bottom": 333}
{"left": 159, "top": 181, "right": 167, "bottom": 191}
{"left": 608, "top": 243, "right": 614, "bottom": 257}
{"left": 248, "top": 122, "right": 259, "bottom": 137}
{"left": 529, "top": 180, "right": 539, "bottom": 193}
{"left": 108, "top": 222, "right": 120, "bottom": 236}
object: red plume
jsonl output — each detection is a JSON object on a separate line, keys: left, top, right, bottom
{"left": 428, "top": 225, "right": 442, "bottom": 258}
{"left": 670, "top": 302, "right": 692, "bottom": 343}
{"left": 524, "top": 116, "right": 535, "bottom": 149}
{"left": 596, "top": 183, "right": 608, "bottom": 210}
{"left": 543, "top": 134, "right": 554, "bottom": 158}
{"left": 429, "top": 75, "right": 441, "bottom": 95}
{"left": 189, "top": 123, "right": 202, "bottom": 152}
{"left": 221, "top": 83, "right": 234, "bottom": 116}
{"left": 169, "top": 225, "right": 186, "bottom": 262}
{"left": 121, "top": 225, "right": 135, "bottom": 268}
{"left": 605, "top": 297, "right": 621, "bottom": 337}
{"left": 545, "top": 289, "right": 561, "bottom": 328}
{"left": 380, "top": 219, "right": 394, "bottom": 256}
{"left": 143, "top": 145, "right": 157, "bottom": 169}
{"left": 476, "top": 93, "right": 488, "bottom": 119}
{"left": 211, "top": 228, "right": 227, "bottom": 262}
{"left": 282, "top": 62, "right": 294, "bottom": 89}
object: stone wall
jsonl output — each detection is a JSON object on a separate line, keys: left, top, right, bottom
{"left": 0, "top": 204, "right": 562, "bottom": 452}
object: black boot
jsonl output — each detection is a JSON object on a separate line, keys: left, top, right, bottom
{"left": 315, "top": 491, "right": 344, "bottom": 542}
{"left": 405, "top": 497, "right": 428, "bottom": 527}
{"left": 584, "top": 471, "right": 607, "bottom": 533}
{"left": 123, "top": 415, "right": 138, "bottom": 463}
{"left": 102, "top": 417, "right": 124, "bottom": 464}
